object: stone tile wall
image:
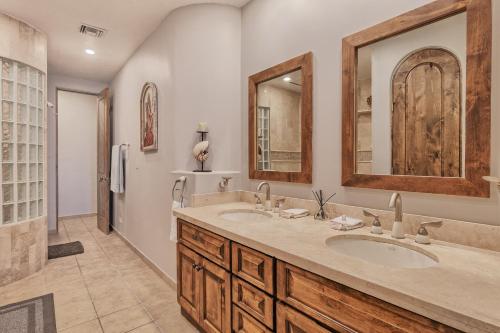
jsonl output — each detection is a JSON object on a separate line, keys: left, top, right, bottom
{"left": 0, "top": 217, "right": 47, "bottom": 286}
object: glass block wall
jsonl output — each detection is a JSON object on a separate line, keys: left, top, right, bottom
{"left": 1, "top": 58, "right": 45, "bottom": 224}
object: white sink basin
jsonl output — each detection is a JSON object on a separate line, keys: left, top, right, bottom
{"left": 325, "top": 235, "right": 438, "bottom": 269}
{"left": 219, "top": 209, "right": 272, "bottom": 223}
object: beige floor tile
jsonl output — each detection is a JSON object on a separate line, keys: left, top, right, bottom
{"left": 87, "top": 278, "right": 138, "bottom": 317}
{"left": 53, "top": 287, "right": 97, "bottom": 330}
{"left": 0, "top": 226, "right": 195, "bottom": 333}
{"left": 142, "top": 294, "right": 178, "bottom": 321}
{"left": 48, "top": 231, "right": 70, "bottom": 245}
{"left": 60, "top": 319, "right": 103, "bottom": 333}
{"left": 0, "top": 272, "right": 47, "bottom": 306}
{"left": 154, "top": 304, "right": 199, "bottom": 333}
{"left": 128, "top": 323, "right": 161, "bottom": 333}
{"left": 100, "top": 305, "right": 152, "bottom": 333}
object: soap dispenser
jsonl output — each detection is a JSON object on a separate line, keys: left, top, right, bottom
{"left": 389, "top": 192, "right": 404, "bottom": 239}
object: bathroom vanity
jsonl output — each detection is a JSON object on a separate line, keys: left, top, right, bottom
{"left": 174, "top": 199, "right": 500, "bottom": 333}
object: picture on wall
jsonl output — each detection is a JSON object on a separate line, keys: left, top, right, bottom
{"left": 140, "top": 82, "right": 158, "bottom": 151}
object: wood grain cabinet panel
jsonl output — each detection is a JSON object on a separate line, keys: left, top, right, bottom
{"left": 233, "top": 305, "right": 273, "bottom": 333}
{"left": 199, "top": 258, "right": 231, "bottom": 333}
{"left": 276, "top": 302, "right": 340, "bottom": 333}
{"left": 178, "top": 220, "right": 230, "bottom": 270}
{"left": 232, "top": 242, "right": 274, "bottom": 294}
{"left": 177, "top": 243, "right": 202, "bottom": 322}
{"left": 276, "top": 261, "right": 462, "bottom": 333}
{"left": 232, "top": 276, "right": 274, "bottom": 329}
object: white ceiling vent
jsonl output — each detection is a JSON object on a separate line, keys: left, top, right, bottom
{"left": 79, "top": 24, "right": 106, "bottom": 38}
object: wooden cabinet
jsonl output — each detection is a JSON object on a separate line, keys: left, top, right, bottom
{"left": 276, "top": 261, "right": 462, "bottom": 333}
{"left": 178, "top": 220, "right": 231, "bottom": 270}
{"left": 233, "top": 305, "right": 273, "bottom": 333}
{"left": 232, "top": 242, "right": 274, "bottom": 294}
{"left": 232, "top": 276, "right": 274, "bottom": 328}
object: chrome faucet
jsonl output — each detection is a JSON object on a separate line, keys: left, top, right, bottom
{"left": 257, "top": 182, "right": 271, "bottom": 211}
{"left": 389, "top": 192, "right": 404, "bottom": 239}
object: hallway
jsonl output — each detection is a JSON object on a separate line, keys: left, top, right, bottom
{"left": 0, "top": 218, "right": 197, "bottom": 333}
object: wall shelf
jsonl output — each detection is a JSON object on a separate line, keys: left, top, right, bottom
{"left": 483, "top": 176, "right": 500, "bottom": 188}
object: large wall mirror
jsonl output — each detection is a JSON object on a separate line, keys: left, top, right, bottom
{"left": 249, "top": 52, "right": 312, "bottom": 183}
{"left": 342, "top": 0, "right": 491, "bottom": 197}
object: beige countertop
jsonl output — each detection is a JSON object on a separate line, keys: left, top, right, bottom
{"left": 174, "top": 201, "right": 500, "bottom": 333}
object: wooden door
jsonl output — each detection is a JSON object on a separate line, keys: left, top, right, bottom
{"left": 178, "top": 244, "right": 202, "bottom": 322}
{"left": 199, "top": 257, "right": 231, "bottom": 333}
{"left": 392, "top": 48, "right": 461, "bottom": 177}
{"left": 97, "top": 88, "right": 111, "bottom": 234}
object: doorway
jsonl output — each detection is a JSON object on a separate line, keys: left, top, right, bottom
{"left": 56, "top": 89, "right": 98, "bottom": 230}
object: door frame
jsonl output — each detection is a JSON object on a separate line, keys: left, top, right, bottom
{"left": 55, "top": 88, "right": 99, "bottom": 232}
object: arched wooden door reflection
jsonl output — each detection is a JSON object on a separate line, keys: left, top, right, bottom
{"left": 392, "top": 48, "right": 461, "bottom": 177}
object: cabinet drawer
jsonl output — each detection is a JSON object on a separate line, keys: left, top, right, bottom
{"left": 276, "top": 302, "right": 338, "bottom": 333}
{"left": 232, "top": 242, "right": 274, "bottom": 294}
{"left": 277, "top": 261, "right": 461, "bottom": 333}
{"left": 178, "top": 220, "right": 230, "bottom": 270}
{"left": 232, "top": 276, "right": 274, "bottom": 329}
{"left": 233, "top": 305, "right": 273, "bottom": 333}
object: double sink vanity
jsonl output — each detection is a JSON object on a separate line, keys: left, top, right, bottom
{"left": 173, "top": 192, "right": 500, "bottom": 333}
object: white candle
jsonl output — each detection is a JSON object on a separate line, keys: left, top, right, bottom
{"left": 197, "top": 122, "right": 208, "bottom": 132}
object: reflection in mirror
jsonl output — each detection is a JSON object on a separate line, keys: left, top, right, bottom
{"left": 355, "top": 13, "right": 466, "bottom": 177}
{"left": 256, "top": 69, "right": 302, "bottom": 172}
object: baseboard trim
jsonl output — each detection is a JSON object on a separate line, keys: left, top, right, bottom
{"left": 58, "top": 213, "right": 97, "bottom": 221}
{"left": 112, "top": 228, "right": 177, "bottom": 289}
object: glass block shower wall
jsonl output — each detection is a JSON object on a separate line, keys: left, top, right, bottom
{"left": 1, "top": 58, "right": 45, "bottom": 224}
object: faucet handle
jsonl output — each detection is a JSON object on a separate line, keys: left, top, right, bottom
{"left": 274, "top": 197, "right": 286, "bottom": 208}
{"left": 416, "top": 220, "right": 442, "bottom": 244}
{"left": 363, "top": 210, "right": 383, "bottom": 234}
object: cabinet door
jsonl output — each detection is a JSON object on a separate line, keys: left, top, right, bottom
{"left": 177, "top": 243, "right": 202, "bottom": 323}
{"left": 199, "top": 258, "right": 231, "bottom": 333}
{"left": 276, "top": 302, "right": 340, "bottom": 333}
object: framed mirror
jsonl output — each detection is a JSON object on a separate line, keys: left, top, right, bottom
{"left": 249, "top": 52, "right": 313, "bottom": 183}
{"left": 342, "top": 0, "right": 491, "bottom": 197}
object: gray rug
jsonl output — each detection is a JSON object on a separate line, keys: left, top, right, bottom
{"left": 0, "top": 294, "right": 56, "bottom": 333}
{"left": 48, "top": 241, "right": 84, "bottom": 259}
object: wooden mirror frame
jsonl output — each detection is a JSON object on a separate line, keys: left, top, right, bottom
{"left": 342, "top": 0, "right": 491, "bottom": 197}
{"left": 249, "top": 52, "right": 313, "bottom": 183}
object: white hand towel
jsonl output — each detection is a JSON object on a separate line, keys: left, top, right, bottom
{"left": 110, "top": 145, "right": 124, "bottom": 193}
{"left": 330, "top": 215, "right": 364, "bottom": 231}
{"left": 280, "top": 208, "right": 309, "bottom": 219}
{"left": 170, "top": 200, "right": 182, "bottom": 242}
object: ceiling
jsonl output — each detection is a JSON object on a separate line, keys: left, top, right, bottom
{"left": 0, "top": 0, "right": 250, "bottom": 82}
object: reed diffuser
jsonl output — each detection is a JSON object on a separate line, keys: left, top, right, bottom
{"left": 312, "top": 190, "right": 336, "bottom": 220}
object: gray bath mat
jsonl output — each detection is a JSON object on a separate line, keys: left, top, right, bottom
{"left": 48, "top": 241, "right": 84, "bottom": 259}
{"left": 0, "top": 294, "right": 56, "bottom": 333}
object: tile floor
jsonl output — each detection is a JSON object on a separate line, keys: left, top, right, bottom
{"left": 0, "top": 216, "right": 199, "bottom": 333}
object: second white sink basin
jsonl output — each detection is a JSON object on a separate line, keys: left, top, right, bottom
{"left": 219, "top": 209, "right": 272, "bottom": 223}
{"left": 325, "top": 235, "right": 438, "bottom": 269}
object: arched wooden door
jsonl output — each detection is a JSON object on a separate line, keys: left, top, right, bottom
{"left": 392, "top": 48, "right": 461, "bottom": 177}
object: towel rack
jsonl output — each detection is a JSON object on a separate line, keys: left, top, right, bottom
{"left": 172, "top": 177, "right": 187, "bottom": 207}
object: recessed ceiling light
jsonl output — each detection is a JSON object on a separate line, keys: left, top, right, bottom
{"left": 283, "top": 77, "right": 292, "bottom": 82}
{"left": 85, "top": 49, "right": 95, "bottom": 55}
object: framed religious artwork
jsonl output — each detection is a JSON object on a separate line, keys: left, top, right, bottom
{"left": 140, "top": 82, "right": 158, "bottom": 152}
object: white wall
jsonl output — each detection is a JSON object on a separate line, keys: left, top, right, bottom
{"left": 47, "top": 74, "right": 107, "bottom": 230}
{"left": 369, "top": 13, "right": 466, "bottom": 174}
{"left": 57, "top": 91, "right": 97, "bottom": 217}
{"left": 110, "top": 4, "right": 241, "bottom": 281}
{"left": 241, "top": 0, "right": 500, "bottom": 226}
